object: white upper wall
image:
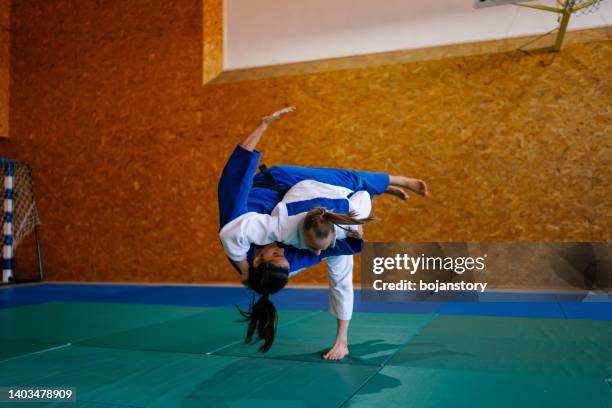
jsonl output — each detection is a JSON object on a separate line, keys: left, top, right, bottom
{"left": 224, "top": 0, "right": 611, "bottom": 70}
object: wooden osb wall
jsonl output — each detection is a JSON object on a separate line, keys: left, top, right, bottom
{"left": 0, "top": 0, "right": 8, "bottom": 137}
{"left": 202, "top": 0, "right": 222, "bottom": 84}
{"left": 1, "top": 0, "right": 610, "bottom": 284}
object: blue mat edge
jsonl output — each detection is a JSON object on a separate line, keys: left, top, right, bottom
{"left": 1, "top": 283, "right": 610, "bottom": 321}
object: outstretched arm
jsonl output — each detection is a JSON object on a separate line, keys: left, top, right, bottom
{"left": 221, "top": 107, "right": 295, "bottom": 283}
{"left": 322, "top": 255, "right": 354, "bottom": 360}
{"left": 219, "top": 106, "right": 295, "bottom": 227}
{"left": 240, "top": 106, "right": 296, "bottom": 151}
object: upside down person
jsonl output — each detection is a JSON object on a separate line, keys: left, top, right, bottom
{"left": 217, "top": 107, "right": 427, "bottom": 360}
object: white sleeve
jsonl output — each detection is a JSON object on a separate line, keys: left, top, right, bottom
{"left": 219, "top": 212, "right": 279, "bottom": 262}
{"left": 345, "top": 190, "right": 371, "bottom": 232}
{"left": 349, "top": 191, "right": 372, "bottom": 218}
{"left": 326, "top": 255, "right": 354, "bottom": 321}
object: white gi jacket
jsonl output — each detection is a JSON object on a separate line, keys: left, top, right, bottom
{"left": 219, "top": 179, "right": 372, "bottom": 320}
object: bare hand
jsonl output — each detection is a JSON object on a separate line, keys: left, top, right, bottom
{"left": 262, "top": 106, "right": 296, "bottom": 126}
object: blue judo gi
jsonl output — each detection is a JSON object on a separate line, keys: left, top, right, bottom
{"left": 217, "top": 144, "right": 389, "bottom": 273}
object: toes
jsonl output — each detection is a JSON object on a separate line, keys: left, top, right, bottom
{"left": 323, "top": 346, "right": 348, "bottom": 361}
{"left": 392, "top": 187, "right": 408, "bottom": 200}
{"left": 419, "top": 181, "right": 428, "bottom": 195}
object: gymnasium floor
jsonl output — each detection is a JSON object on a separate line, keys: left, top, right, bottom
{"left": 1, "top": 283, "right": 611, "bottom": 407}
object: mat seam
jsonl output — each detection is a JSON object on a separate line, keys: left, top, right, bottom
{"left": 67, "top": 306, "right": 225, "bottom": 347}
{"left": 0, "top": 342, "right": 72, "bottom": 364}
{"left": 380, "top": 313, "right": 441, "bottom": 367}
{"left": 207, "top": 309, "right": 324, "bottom": 355}
{"left": 337, "top": 365, "right": 384, "bottom": 408}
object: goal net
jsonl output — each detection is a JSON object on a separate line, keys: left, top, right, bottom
{"left": 0, "top": 158, "right": 41, "bottom": 283}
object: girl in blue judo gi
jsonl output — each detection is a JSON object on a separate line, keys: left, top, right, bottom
{"left": 218, "top": 107, "right": 427, "bottom": 359}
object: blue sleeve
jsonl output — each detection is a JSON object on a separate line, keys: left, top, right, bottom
{"left": 284, "top": 247, "right": 322, "bottom": 272}
{"left": 284, "top": 237, "right": 363, "bottom": 272}
{"left": 218, "top": 145, "right": 261, "bottom": 229}
{"left": 323, "top": 237, "right": 364, "bottom": 257}
{"left": 268, "top": 165, "right": 390, "bottom": 197}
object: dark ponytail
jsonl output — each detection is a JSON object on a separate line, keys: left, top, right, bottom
{"left": 238, "top": 294, "right": 277, "bottom": 352}
{"left": 237, "top": 262, "right": 288, "bottom": 352}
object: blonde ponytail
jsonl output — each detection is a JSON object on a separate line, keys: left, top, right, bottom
{"left": 304, "top": 207, "right": 375, "bottom": 239}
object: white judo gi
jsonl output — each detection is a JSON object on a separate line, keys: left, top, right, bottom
{"left": 219, "top": 179, "right": 372, "bottom": 320}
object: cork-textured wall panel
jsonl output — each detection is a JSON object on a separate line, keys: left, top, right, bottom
{"left": 202, "top": 0, "right": 222, "bottom": 84}
{"left": 0, "top": 0, "right": 8, "bottom": 137}
{"left": 1, "top": 0, "right": 610, "bottom": 285}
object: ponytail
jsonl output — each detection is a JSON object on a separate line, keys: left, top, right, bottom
{"left": 322, "top": 209, "right": 375, "bottom": 228}
{"left": 236, "top": 262, "right": 288, "bottom": 353}
{"left": 304, "top": 207, "right": 376, "bottom": 238}
{"left": 237, "top": 293, "right": 278, "bottom": 352}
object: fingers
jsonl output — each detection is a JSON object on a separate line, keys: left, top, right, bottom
{"left": 263, "top": 106, "right": 296, "bottom": 125}
{"left": 270, "top": 107, "right": 295, "bottom": 121}
{"left": 276, "top": 106, "right": 296, "bottom": 115}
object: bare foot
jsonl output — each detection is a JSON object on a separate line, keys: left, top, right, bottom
{"left": 390, "top": 176, "right": 428, "bottom": 196}
{"left": 322, "top": 342, "right": 349, "bottom": 360}
{"left": 385, "top": 186, "right": 409, "bottom": 201}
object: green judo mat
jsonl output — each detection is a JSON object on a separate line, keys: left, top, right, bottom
{"left": 1, "top": 302, "right": 611, "bottom": 407}
{"left": 0, "top": 302, "right": 206, "bottom": 361}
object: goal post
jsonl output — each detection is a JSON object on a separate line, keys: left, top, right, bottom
{"left": 0, "top": 158, "right": 43, "bottom": 284}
